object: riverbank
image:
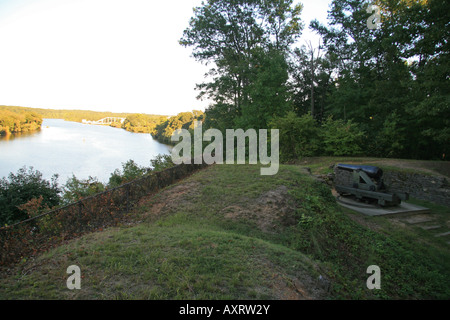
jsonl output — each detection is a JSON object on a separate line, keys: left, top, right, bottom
{"left": 0, "top": 105, "right": 173, "bottom": 145}
{"left": 0, "top": 125, "right": 42, "bottom": 137}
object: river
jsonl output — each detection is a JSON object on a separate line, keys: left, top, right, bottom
{"left": 0, "top": 119, "right": 172, "bottom": 184}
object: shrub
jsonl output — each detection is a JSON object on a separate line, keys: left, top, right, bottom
{"left": 62, "top": 175, "right": 105, "bottom": 204}
{"left": 0, "top": 167, "right": 60, "bottom": 226}
{"left": 320, "top": 116, "right": 365, "bottom": 156}
{"left": 108, "top": 160, "right": 148, "bottom": 188}
{"left": 150, "top": 154, "right": 175, "bottom": 172}
{"left": 269, "top": 112, "right": 321, "bottom": 161}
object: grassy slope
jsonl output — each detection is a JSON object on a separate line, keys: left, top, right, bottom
{"left": 0, "top": 163, "right": 449, "bottom": 300}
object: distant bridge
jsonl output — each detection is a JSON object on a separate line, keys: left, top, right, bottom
{"left": 82, "top": 117, "right": 126, "bottom": 125}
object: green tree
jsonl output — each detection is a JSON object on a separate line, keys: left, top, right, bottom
{"left": 234, "top": 48, "right": 291, "bottom": 129}
{"left": 122, "top": 114, "right": 166, "bottom": 134}
{"left": 401, "top": 0, "right": 450, "bottom": 159}
{"left": 181, "top": 0, "right": 303, "bottom": 131}
{"left": 0, "top": 167, "right": 60, "bottom": 226}
{"left": 309, "top": 0, "right": 448, "bottom": 160}
{"left": 289, "top": 42, "right": 335, "bottom": 121}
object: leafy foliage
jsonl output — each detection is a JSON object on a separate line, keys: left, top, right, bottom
{"left": 269, "top": 112, "right": 365, "bottom": 160}
{"left": 0, "top": 108, "right": 42, "bottom": 136}
{"left": 153, "top": 110, "right": 204, "bottom": 144}
{"left": 0, "top": 167, "right": 61, "bottom": 226}
{"left": 108, "top": 160, "right": 149, "bottom": 188}
{"left": 108, "top": 156, "right": 175, "bottom": 188}
{"left": 181, "top": 0, "right": 302, "bottom": 132}
{"left": 122, "top": 114, "right": 168, "bottom": 134}
{"left": 320, "top": 116, "right": 365, "bottom": 156}
{"left": 62, "top": 175, "right": 106, "bottom": 204}
{"left": 179, "top": 0, "right": 447, "bottom": 161}
{"left": 308, "top": 0, "right": 449, "bottom": 160}
{"left": 0, "top": 154, "right": 177, "bottom": 226}
{"left": 269, "top": 112, "right": 321, "bottom": 161}
{"left": 150, "top": 154, "right": 175, "bottom": 172}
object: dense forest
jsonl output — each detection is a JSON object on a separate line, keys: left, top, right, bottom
{"left": 0, "top": 108, "right": 43, "bottom": 136}
{"left": 179, "top": 0, "right": 448, "bottom": 161}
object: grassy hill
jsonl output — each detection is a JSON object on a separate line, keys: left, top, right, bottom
{"left": 0, "top": 163, "right": 449, "bottom": 299}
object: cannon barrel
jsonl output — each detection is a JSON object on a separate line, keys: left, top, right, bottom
{"left": 337, "top": 164, "right": 383, "bottom": 179}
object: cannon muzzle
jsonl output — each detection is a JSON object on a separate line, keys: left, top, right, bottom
{"left": 337, "top": 164, "right": 383, "bottom": 179}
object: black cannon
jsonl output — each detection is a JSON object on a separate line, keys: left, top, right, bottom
{"left": 335, "top": 164, "right": 408, "bottom": 207}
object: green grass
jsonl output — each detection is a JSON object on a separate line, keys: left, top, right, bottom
{"left": 0, "top": 163, "right": 449, "bottom": 300}
{"left": 297, "top": 156, "right": 449, "bottom": 177}
{"left": 7, "top": 224, "right": 316, "bottom": 300}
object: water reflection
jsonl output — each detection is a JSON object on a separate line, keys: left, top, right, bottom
{"left": 0, "top": 128, "right": 43, "bottom": 142}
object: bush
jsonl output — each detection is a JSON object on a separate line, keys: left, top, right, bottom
{"left": 62, "top": 175, "right": 105, "bottom": 204}
{"left": 0, "top": 167, "right": 61, "bottom": 226}
{"left": 320, "top": 116, "right": 365, "bottom": 156}
{"left": 108, "top": 160, "right": 148, "bottom": 188}
{"left": 150, "top": 154, "right": 175, "bottom": 172}
{"left": 269, "top": 112, "right": 321, "bottom": 161}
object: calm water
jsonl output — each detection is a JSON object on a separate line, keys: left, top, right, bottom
{"left": 0, "top": 119, "right": 172, "bottom": 184}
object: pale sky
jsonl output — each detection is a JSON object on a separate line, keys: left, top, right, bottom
{"left": 0, "top": 0, "right": 331, "bottom": 116}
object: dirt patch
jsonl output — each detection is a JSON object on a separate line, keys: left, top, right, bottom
{"left": 399, "top": 214, "right": 436, "bottom": 225}
{"left": 220, "top": 185, "right": 297, "bottom": 233}
{"left": 258, "top": 258, "right": 330, "bottom": 300}
{"left": 138, "top": 181, "right": 201, "bottom": 218}
{"left": 270, "top": 273, "right": 330, "bottom": 300}
{"left": 222, "top": 205, "right": 248, "bottom": 220}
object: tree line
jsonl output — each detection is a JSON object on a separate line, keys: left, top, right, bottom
{"left": 0, "top": 106, "right": 132, "bottom": 124}
{"left": 97, "top": 110, "right": 205, "bottom": 144}
{"left": 179, "top": 0, "right": 448, "bottom": 161}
